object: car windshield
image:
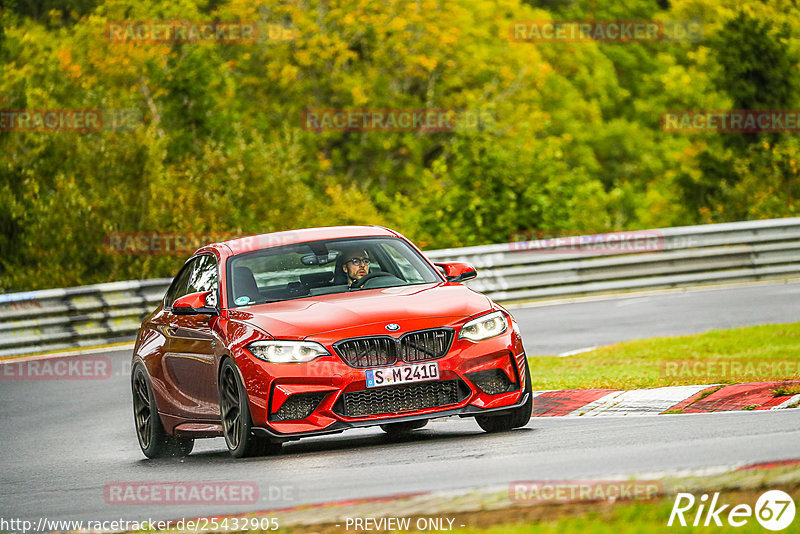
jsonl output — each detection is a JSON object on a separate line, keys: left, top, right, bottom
{"left": 226, "top": 237, "right": 441, "bottom": 306}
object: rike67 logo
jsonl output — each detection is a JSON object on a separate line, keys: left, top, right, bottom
{"left": 668, "top": 490, "right": 796, "bottom": 530}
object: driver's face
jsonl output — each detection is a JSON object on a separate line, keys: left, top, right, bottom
{"left": 342, "top": 251, "right": 370, "bottom": 282}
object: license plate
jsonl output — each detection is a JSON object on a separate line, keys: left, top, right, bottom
{"left": 365, "top": 362, "right": 440, "bottom": 388}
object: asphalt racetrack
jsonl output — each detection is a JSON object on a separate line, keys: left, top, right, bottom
{"left": 2, "top": 281, "right": 799, "bottom": 523}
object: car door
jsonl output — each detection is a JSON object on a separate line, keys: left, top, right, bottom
{"left": 160, "top": 254, "right": 222, "bottom": 420}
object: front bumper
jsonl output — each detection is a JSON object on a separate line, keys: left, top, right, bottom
{"left": 236, "top": 319, "right": 528, "bottom": 438}
{"left": 252, "top": 390, "right": 531, "bottom": 441}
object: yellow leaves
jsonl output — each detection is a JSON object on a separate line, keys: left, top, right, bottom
{"left": 388, "top": 17, "right": 408, "bottom": 32}
{"left": 351, "top": 86, "right": 369, "bottom": 106}
{"left": 319, "top": 183, "right": 384, "bottom": 226}
{"left": 317, "top": 152, "right": 332, "bottom": 171}
{"left": 280, "top": 64, "right": 299, "bottom": 82}
{"left": 441, "top": 34, "right": 457, "bottom": 45}
{"left": 57, "top": 47, "right": 72, "bottom": 66}
{"left": 223, "top": 0, "right": 259, "bottom": 17}
{"left": 418, "top": 56, "right": 438, "bottom": 71}
{"left": 56, "top": 47, "right": 83, "bottom": 80}
{"left": 533, "top": 62, "right": 552, "bottom": 88}
{"left": 295, "top": 49, "right": 314, "bottom": 67}
{"left": 68, "top": 64, "right": 82, "bottom": 79}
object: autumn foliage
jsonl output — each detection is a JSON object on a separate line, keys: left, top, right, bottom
{"left": 1, "top": 0, "right": 798, "bottom": 291}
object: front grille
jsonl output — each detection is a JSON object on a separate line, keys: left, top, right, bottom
{"left": 334, "top": 328, "right": 454, "bottom": 368}
{"left": 467, "top": 369, "right": 516, "bottom": 395}
{"left": 270, "top": 392, "right": 326, "bottom": 421}
{"left": 336, "top": 379, "right": 465, "bottom": 417}
{"left": 334, "top": 337, "right": 398, "bottom": 368}
{"left": 399, "top": 329, "right": 454, "bottom": 362}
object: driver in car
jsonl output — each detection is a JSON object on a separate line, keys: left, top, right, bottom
{"left": 340, "top": 247, "right": 371, "bottom": 285}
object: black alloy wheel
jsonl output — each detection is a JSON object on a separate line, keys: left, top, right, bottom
{"left": 132, "top": 364, "right": 194, "bottom": 458}
{"left": 219, "top": 359, "right": 282, "bottom": 458}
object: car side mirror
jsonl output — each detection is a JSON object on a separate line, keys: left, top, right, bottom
{"left": 172, "top": 290, "right": 219, "bottom": 316}
{"left": 434, "top": 262, "right": 477, "bottom": 283}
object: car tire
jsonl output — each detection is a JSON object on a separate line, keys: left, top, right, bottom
{"left": 475, "top": 359, "right": 533, "bottom": 433}
{"left": 380, "top": 420, "right": 427, "bottom": 437}
{"left": 132, "top": 364, "right": 194, "bottom": 458}
{"left": 219, "top": 359, "right": 282, "bottom": 458}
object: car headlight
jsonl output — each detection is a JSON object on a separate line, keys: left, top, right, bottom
{"left": 459, "top": 311, "right": 508, "bottom": 342}
{"left": 247, "top": 341, "right": 330, "bottom": 363}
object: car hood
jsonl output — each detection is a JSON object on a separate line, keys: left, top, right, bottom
{"left": 226, "top": 283, "right": 493, "bottom": 339}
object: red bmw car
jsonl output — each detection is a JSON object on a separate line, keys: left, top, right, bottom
{"left": 131, "top": 226, "right": 532, "bottom": 458}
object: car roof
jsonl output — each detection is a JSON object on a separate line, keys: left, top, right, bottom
{"left": 195, "top": 225, "right": 401, "bottom": 257}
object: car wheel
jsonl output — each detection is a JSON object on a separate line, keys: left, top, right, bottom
{"left": 219, "top": 359, "right": 282, "bottom": 458}
{"left": 132, "top": 364, "right": 194, "bottom": 458}
{"left": 380, "top": 420, "right": 427, "bottom": 437}
{"left": 475, "top": 360, "right": 533, "bottom": 433}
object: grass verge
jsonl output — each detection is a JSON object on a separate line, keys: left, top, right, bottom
{"left": 527, "top": 322, "right": 800, "bottom": 390}
{"left": 771, "top": 384, "right": 800, "bottom": 396}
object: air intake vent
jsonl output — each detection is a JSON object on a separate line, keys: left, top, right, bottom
{"left": 270, "top": 392, "right": 326, "bottom": 421}
{"left": 467, "top": 369, "right": 516, "bottom": 395}
{"left": 335, "top": 379, "right": 467, "bottom": 417}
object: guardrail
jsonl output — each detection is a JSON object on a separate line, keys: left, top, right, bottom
{"left": 0, "top": 279, "right": 171, "bottom": 357}
{"left": 2, "top": 218, "right": 799, "bottom": 357}
{"left": 427, "top": 217, "right": 800, "bottom": 301}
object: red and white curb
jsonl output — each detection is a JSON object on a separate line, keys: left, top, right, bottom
{"left": 532, "top": 381, "right": 800, "bottom": 416}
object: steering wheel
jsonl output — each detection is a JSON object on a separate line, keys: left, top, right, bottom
{"left": 350, "top": 271, "right": 393, "bottom": 289}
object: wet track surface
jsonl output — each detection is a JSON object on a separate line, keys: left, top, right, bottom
{"left": 2, "top": 281, "right": 799, "bottom": 523}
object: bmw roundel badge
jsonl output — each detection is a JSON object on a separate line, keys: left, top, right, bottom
{"left": 385, "top": 323, "right": 400, "bottom": 331}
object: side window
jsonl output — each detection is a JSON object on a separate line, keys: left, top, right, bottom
{"left": 164, "top": 255, "right": 218, "bottom": 308}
